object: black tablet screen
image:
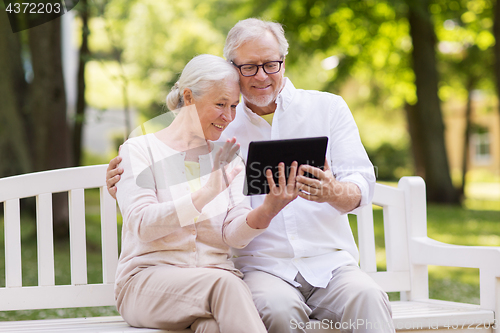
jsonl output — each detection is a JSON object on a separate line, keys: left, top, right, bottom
{"left": 244, "top": 136, "right": 328, "bottom": 195}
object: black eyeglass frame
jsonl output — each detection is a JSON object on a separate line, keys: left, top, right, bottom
{"left": 230, "top": 59, "right": 284, "bottom": 77}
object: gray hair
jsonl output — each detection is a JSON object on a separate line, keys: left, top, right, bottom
{"left": 166, "top": 54, "right": 239, "bottom": 111}
{"left": 223, "top": 18, "right": 289, "bottom": 62}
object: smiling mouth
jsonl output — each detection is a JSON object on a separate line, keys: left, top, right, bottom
{"left": 213, "top": 124, "right": 224, "bottom": 130}
{"left": 253, "top": 84, "right": 271, "bottom": 90}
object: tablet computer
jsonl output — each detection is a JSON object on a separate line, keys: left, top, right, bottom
{"left": 244, "top": 136, "right": 328, "bottom": 195}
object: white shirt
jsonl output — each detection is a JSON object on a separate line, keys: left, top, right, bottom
{"left": 220, "top": 78, "right": 376, "bottom": 288}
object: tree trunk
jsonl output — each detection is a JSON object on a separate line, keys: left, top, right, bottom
{"left": 73, "top": 0, "right": 90, "bottom": 166}
{"left": 28, "top": 18, "right": 71, "bottom": 171}
{"left": 459, "top": 79, "right": 474, "bottom": 200}
{"left": 406, "top": 0, "right": 459, "bottom": 204}
{"left": 0, "top": 12, "right": 32, "bottom": 177}
{"left": 28, "top": 18, "right": 72, "bottom": 239}
{"left": 404, "top": 102, "right": 425, "bottom": 178}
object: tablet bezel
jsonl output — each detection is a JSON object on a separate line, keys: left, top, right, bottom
{"left": 244, "top": 136, "right": 328, "bottom": 195}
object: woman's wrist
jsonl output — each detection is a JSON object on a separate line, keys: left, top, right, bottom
{"left": 246, "top": 204, "right": 276, "bottom": 229}
{"left": 191, "top": 185, "right": 218, "bottom": 212}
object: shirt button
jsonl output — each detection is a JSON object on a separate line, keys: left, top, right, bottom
{"left": 192, "top": 247, "right": 196, "bottom": 252}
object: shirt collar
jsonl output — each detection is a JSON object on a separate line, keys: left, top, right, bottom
{"left": 276, "top": 77, "right": 295, "bottom": 112}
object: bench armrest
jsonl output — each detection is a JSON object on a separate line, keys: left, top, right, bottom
{"left": 410, "top": 233, "right": 500, "bottom": 312}
{"left": 399, "top": 177, "right": 500, "bottom": 313}
{"left": 410, "top": 236, "right": 500, "bottom": 272}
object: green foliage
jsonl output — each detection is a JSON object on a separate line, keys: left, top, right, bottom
{"left": 86, "top": 0, "right": 228, "bottom": 118}
{"left": 366, "top": 142, "right": 413, "bottom": 181}
{"left": 434, "top": 0, "right": 495, "bottom": 103}
{"left": 207, "top": 0, "right": 416, "bottom": 105}
{"left": 81, "top": 0, "right": 498, "bottom": 170}
{"left": 203, "top": 0, "right": 497, "bottom": 153}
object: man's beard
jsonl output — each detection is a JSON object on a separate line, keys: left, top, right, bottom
{"left": 242, "top": 87, "right": 280, "bottom": 108}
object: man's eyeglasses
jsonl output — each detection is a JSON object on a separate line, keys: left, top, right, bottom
{"left": 231, "top": 60, "right": 284, "bottom": 77}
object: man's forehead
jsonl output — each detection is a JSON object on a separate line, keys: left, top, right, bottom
{"left": 234, "top": 37, "right": 281, "bottom": 63}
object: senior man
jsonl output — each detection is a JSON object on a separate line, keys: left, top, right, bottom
{"left": 107, "top": 18, "right": 394, "bottom": 333}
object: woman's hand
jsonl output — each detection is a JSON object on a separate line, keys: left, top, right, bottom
{"left": 212, "top": 137, "right": 243, "bottom": 191}
{"left": 246, "top": 161, "right": 300, "bottom": 229}
{"left": 263, "top": 161, "right": 300, "bottom": 215}
{"left": 192, "top": 138, "right": 242, "bottom": 211}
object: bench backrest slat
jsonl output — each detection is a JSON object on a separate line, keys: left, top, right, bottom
{"left": 4, "top": 199, "right": 23, "bottom": 288}
{"left": 36, "top": 193, "right": 55, "bottom": 286}
{"left": 69, "top": 188, "right": 88, "bottom": 285}
{"left": 100, "top": 187, "right": 119, "bottom": 284}
{"left": 380, "top": 191, "right": 409, "bottom": 273}
{"left": 356, "top": 204, "right": 377, "bottom": 273}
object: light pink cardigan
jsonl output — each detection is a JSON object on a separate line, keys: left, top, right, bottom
{"left": 114, "top": 134, "right": 265, "bottom": 298}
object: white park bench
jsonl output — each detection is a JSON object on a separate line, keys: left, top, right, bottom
{"left": 0, "top": 165, "right": 498, "bottom": 333}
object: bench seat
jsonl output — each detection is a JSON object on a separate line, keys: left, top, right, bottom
{"left": 0, "top": 315, "right": 183, "bottom": 332}
{"left": 0, "top": 300, "right": 494, "bottom": 333}
{"left": 392, "top": 300, "right": 495, "bottom": 331}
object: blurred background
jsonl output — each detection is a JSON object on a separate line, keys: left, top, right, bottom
{"left": 2, "top": 0, "right": 499, "bottom": 205}
{"left": 1, "top": 0, "right": 499, "bottom": 209}
{"left": 0, "top": 0, "right": 499, "bottom": 320}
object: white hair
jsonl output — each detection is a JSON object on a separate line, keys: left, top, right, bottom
{"left": 166, "top": 54, "right": 239, "bottom": 111}
{"left": 223, "top": 18, "right": 289, "bottom": 62}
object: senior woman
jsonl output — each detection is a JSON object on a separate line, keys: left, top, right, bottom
{"left": 114, "top": 54, "right": 299, "bottom": 333}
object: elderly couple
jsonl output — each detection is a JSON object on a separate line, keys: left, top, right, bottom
{"left": 106, "top": 18, "right": 394, "bottom": 333}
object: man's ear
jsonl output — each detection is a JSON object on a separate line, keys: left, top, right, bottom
{"left": 183, "top": 88, "right": 195, "bottom": 106}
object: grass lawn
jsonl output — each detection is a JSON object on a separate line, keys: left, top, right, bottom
{"left": 0, "top": 185, "right": 498, "bottom": 321}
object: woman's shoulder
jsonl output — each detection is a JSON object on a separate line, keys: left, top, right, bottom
{"left": 120, "top": 134, "right": 162, "bottom": 160}
{"left": 123, "top": 133, "right": 170, "bottom": 152}
{"left": 122, "top": 133, "right": 150, "bottom": 148}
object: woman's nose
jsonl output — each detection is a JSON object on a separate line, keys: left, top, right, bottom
{"left": 221, "top": 107, "right": 233, "bottom": 122}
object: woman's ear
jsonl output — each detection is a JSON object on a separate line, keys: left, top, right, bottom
{"left": 183, "top": 88, "right": 195, "bottom": 106}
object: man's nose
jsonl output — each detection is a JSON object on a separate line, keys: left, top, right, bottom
{"left": 254, "top": 66, "right": 268, "bottom": 80}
